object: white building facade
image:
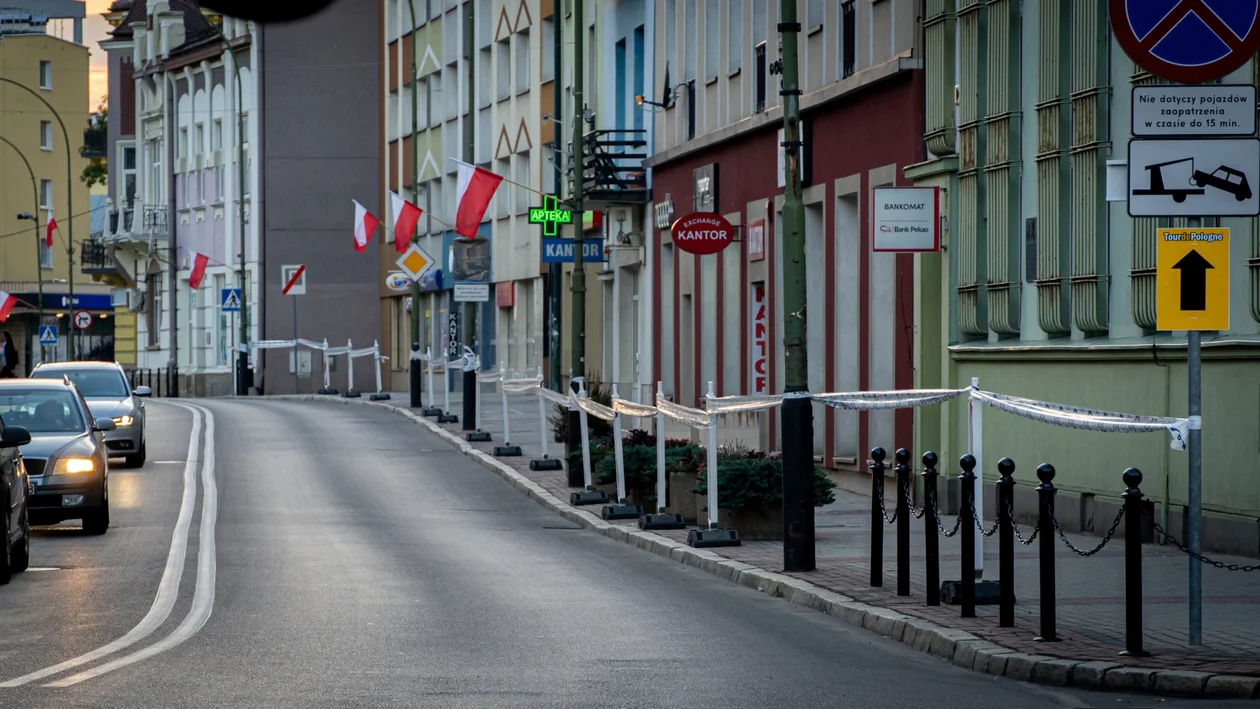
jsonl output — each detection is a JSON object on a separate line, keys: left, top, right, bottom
{"left": 100, "top": 0, "right": 261, "bottom": 395}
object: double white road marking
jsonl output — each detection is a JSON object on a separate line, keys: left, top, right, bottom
{"left": 0, "top": 401, "right": 219, "bottom": 688}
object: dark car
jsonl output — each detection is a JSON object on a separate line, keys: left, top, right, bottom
{"left": 30, "top": 361, "right": 150, "bottom": 468}
{"left": 0, "top": 410, "right": 32, "bottom": 585}
{"left": 0, "top": 379, "right": 117, "bottom": 535}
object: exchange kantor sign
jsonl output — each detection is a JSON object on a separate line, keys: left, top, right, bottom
{"left": 528, "top": 195, "right": 573, "bottom": 237}
{"left": 1109, "top": 0, "right": 1260, "bottom": 83}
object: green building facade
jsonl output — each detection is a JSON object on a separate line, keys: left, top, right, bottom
{"left": 907, "top": 0, "right": 1260, "bottom": 555}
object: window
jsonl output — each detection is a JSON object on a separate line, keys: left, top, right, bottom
{"left": 212, "top": 119, "right": 223, "bottom": 151}
{"left": 841, "top": 1, "right": 856, "bottom": 78}
{"left": 39, "top": 121, "right": 53, "bottom": 150}
{"left": 496, "top": 38, "right": 511, "bottom": 100}
{"left": 148, "top": 138, "right": 163, "bottom": 203}
{"left": 541, "top": 17, "right": 555, "bottom": 82}
{"left": 807, "top": 0, "right": 825, "bottom": 30}
{"left": 515, "top": 29, "right": 530, "bottom": 94}
{"left": 727, "top": 7, "right": 743, "bottom": 73}
{"left": 685, "top": 80, "right": 696, "bottom": 140}
{"left": 495, "top": 157, "right": 510, "bottom": 217}
{"left": 615, "top": 39, "right": 627, "bottom": 129}
{"left": 146, "top": 273, "right": 161, "bottom": 347}
{"left": 179, "top": 127, "right": 188, "bottom": 159}
{"left": 243, "top": 157, "right": 251, "bottom": 198}
{"left": 683, "top": 0, "right": 697, "bottom": 81}
{"left": 477, "top": 47, "right": 491, "bottom": 105}
{"left": 38, "top": 60, "right": 51, "bottom": 89}
{"left": 633, "top": 26, "right": 645, "bottom": 130}
{"left": 40, "top": 180, "right": 52, "bottom": 209}
{"left": 217, "top": 165, "right": 224, "bottom": 202}
{"left": 194, "top": 123, "right": 204, "bottom": 155}
{"left": 754, "top": 42, "right": 767, "bottom": 112}
{"left": 665, "top": 0, "right": 677, "bottom": 84}
{"left": 239, "top": 113, "right": 249, "bottom": 150}
{"left": 122, "top": 145, "right": 137, "bottom": 209}
{"left": 704, "top": 0, "right": 720, "bottom": 78}
{"left": 514, "top": 152, "right": 530, "bottom": 215}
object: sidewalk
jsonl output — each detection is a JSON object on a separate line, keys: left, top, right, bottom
{"left": 295, "top": 389, "right": 1260, "bottom": 697}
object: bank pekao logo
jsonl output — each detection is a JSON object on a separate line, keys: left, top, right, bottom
{"left": 385, "top": 271, "right": 412, "bottom": 291}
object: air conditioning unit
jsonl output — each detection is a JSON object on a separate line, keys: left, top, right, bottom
{"left": 110, "top": 288, "right": 130, "bottom": 308}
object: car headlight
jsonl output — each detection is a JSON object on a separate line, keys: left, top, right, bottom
{"left": 53, "top": 458, "right": 96, "bottom": 475}
{"left": 113, "top": 414, "right": 135, "bottom": 427}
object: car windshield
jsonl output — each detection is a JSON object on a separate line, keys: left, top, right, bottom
{"left": 0, "top": 389, "right": 87, "bottom": 434}
{"left": 32, "top": 368, "right": 129, "bottom": 398}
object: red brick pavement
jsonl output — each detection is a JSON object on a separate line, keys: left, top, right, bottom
{"left": 416, "top": 407, "right": 1260, "bottom": 679}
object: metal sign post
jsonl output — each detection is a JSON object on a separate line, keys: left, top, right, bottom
{"left": 282, "top": 265, "right": 306, "bottom": 394}
{"left": 1110, "top": 0, "right": 1259, "bottom": 647}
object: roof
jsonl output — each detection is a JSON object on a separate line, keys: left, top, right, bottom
{"left": 0, "top": 378, "right": 76, "bottom": 391}
{"left": 109, "top": 0, "right": 217, "bottom": 47}
{"left": 32, "top": 361, "right": 124, "bottom": 371}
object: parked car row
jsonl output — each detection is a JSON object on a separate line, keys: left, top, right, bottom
{"left": 0, "top": 361, "right": 150, "bottom": 584}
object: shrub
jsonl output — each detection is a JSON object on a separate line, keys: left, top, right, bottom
{"left": 693, "top": 458, "right": 836, "bottom": 512}
{"left": 595, "top": 443, "right": 707, "bottom": 490}
{"left": 549, "top": 377, "right": 614, "bottom": 442}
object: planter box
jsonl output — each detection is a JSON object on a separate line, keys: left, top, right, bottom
{"left": 665, "top": 472, "right": 700, "bottom": 523}
{"left": 725, "top": 503, "right": 784, "bottom": 540}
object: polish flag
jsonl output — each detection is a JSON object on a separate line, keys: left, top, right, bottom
{"left": 389, "top": 191, "right": 423, "bottom": 254}
{"left": 45, "top": 207, "right": 56, "bottom": 248}
{"left": 451, "top": 158, "right": 503, "bottom": 239}
{"left": 352, "top": 200, "right": 380, "bottom": 253}
{"left": 0, "top": 291, "right": 17, "bottom": 322}
{"left": 188, "top": 251, "right": 210, "bottom": 290}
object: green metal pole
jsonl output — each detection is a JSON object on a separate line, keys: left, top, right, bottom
{"left": 777, "top": 0, "right": 815, "bottom": 571}
{"left": 407, "top": 0, "right": 423, "bottom": 407}
{"left": 565, "top": 0, "right": 587, "bottom": 487}
{"left": 234, "top": 39, "right": 249, "bottom": 395}
{"left": 0, "top": 136, "right": 44, "bottom": 363}
{"left": 549, "top": 3, "right": 563, "bottom": 393}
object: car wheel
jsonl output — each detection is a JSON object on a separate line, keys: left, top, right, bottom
{"left": 0, "top": 506, "right": 11, "bottom": 585}
{"left": 123, "top": 441, "right": 146, "bottom": 469}
{"left": 83, "top": 482, "right": 109, "bottom": 536}
{"left": 10, "top": 503, "right": 29, "bottom": 574}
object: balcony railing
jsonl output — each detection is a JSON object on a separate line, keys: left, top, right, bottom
{"left": 107, "top": 203, "right": 169, "bottom": 243}
{"left": 567, "top": 129, "right": 651, "bottom": 205}
{"left": 80, "top": 239, "right": 118, "bottom": 274}
{"left": 81, "top": 125, "right": 107, "bottom": 160}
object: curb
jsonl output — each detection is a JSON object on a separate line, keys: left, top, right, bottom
{"left": 271, "top": 394, "right": 1260, "bottom": 700}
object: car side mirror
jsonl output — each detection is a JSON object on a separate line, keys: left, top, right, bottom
{"left": 94, "top": 418, "right": 117, "bottom": 432}
{"left": 0, "top": 426, "right": 31, "bottom": 448}
{"left": 134, "top": 386, "right": 152, "bottom": 398}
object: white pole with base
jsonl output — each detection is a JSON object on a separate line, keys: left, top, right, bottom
{"left": 656, "top": 381, "right": 666, "bottom": 513}
{"left": 500, "top": 363, "right": 511, "bottom": 445}
{"left": 537, "top": 367, "right": 550, "bottom": 459}
{"left": 577, "top": 380, "right": 592, "bottom": 489}
{"left": 970, "top": 376, "right": 984, "bottom": 578}
{"left": 612, "top": 384, "right": 626, "bottom": 503}
{"left": 373, "top": 341, "right": 384, "bottom": 394}
{"left": 426, "top": 347, "right": 435, "bottom": 408}
{"left": 706, "top": 380, "right": 719, "bottom": 529}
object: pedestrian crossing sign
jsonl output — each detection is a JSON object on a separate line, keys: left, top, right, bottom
{"left": 38, "top": 325, "right": 58, "bottom": 344}
{"left": 221, "top": 288, "right": 243, "bottom": 312}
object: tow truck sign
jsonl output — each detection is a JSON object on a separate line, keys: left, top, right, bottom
{"left": 1127, "top": 138, "right": 1260, "bottom": 218}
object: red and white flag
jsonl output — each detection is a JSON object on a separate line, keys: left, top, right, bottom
{"left": 352, "top": 200, "right": 380, "bottom": 253}
{"left": 187, "top": 251, "right": 210, "bottom": 290}
{"left": 389, "top": 191, "right": 423, "bottom": 254}
{"left": 45, "top": 207, "right": 56, "bottom": 248}
{"left": 0, "top": 291, "right": 17, "bottom": 322}
{"left": 451, "top": 158, "right": 503, "bottom": 239}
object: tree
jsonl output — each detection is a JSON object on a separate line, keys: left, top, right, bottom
{"left": 80, "top": 95, "right": 108, "bottom": 188}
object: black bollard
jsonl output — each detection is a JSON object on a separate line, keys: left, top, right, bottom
{"left": 1120, "top": 467, "right": 1150, "bottom": 657}
{"left": 869, "top": 447, "right": 886, "bottom": 588}
{"left": 997, "top": 457, "right": 1016, "bottom": 628}
{"left": 1035, "top": 463, "right": 1060, "bottom": 642}
{"left": 895, "top": 448, "right": 912, "bottom": 597}
{"left": 922, "top": 451, "right": 941, "bottom": 606}
{"left": 462, "top": 367, "right": 477, "bottom": 431}
{"left": 959, "top": 454, "right": 977, "bottom": 618}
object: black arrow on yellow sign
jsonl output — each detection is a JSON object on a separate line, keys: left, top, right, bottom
{"left": 1173, "top": 249, "right": 1213, "bottom": 311}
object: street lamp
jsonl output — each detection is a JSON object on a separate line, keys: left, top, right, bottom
{"left": 0, "top": 135, "right": 45, "bottom": 361}
{"left": 0, "top": 77, "right": 77, "bottom": 360}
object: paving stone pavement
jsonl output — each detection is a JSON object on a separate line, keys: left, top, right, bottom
{"left": 294, "top": 390, "right": 1260, "bottom": 695}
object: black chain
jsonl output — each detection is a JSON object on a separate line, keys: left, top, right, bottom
{"left": 925, "top": 488, "right": 963, "bottom": 537}
{"left": 874, "top": 477, "right": 898, "bottom": 524}
{"left": 1051, "top": 506, "right": 1124, "bottom": 557}
{"left": 1006, "top": 499, "right": 1039, "bottom": 546}
{"left": 969, "top": 498, "right": 1000, "bottom": 537}
{"left": 1144, "top": 510, "right": 1260, "bottom": 572}
{"left": 905, "top": 486, "right": 927, "bottom": 519}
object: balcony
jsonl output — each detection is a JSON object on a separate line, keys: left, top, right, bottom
{"left": 80, "top": 239, "right": 119, "bottom": 276}
{"left": 568, "top": 129, "right": 650, "bottom": 208}
{"left": 107, "top": 202, "right": 169, "bottom": 245}
{"left": 81, "top": 124, "right": 107, "bottom": 162}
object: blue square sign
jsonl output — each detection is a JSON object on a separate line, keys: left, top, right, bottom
{"left": 38, "top": 325, "right": 58, "bottom": 344}
{"left": 221, "top": 288, "right": 243, "bottom": 312}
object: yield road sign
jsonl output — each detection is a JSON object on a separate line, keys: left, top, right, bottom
{"left": 1109, "top": 0, "right": 1260, "bottom": 83}
{"left": 73, "top": 310, "right": 92, "bottom": 331}
{"left": 38, "top": 325, "right": 57, "bottom": 344}
{"left": 1157, "top": 227, "right": 1230, "bottom": 331}
{"left": 1127, "top": 138, "right": 1260, "bottom": 217}
{"left": 281, "top": 265, "right": 306, "bottom": 296}
{"left": 221, "top": 288, "right": 242, "bottom": 312}
{"left": 395, "top": 243, "right": 434, "bottom": 282}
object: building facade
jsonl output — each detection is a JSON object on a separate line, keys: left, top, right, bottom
{"left": 908, "top": 0, "right": 1260, "bottom": 554}
{"left": 648, "top": 0, "right": 925, "bottom": 464}
{"left": 0, "top": 10, "right": 105, "bottom": 372}
{"left": 98, "top": 0, "right": 262, "bottom": 396}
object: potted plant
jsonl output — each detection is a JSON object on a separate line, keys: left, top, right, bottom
{"left": 693, "top": 447, "right": 837, "bottom": 540}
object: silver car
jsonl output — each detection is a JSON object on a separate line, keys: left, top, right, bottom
{"left": 30, "top": 361, "right": 149, "bottom": 468}
{"left": 0, "top": 379, "right": 116, "bottom": 534}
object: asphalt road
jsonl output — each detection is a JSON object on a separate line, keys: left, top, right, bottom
{"left": 0, "top": 399, "right": 1249, "bottom": 708}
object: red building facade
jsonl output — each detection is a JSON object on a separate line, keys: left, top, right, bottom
{"left": 649, "top": 70, "right": 925, "bottom": 471}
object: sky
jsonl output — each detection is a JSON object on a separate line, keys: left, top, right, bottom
{"left": 47, "top": 0, "right": 112, "bottom": 111}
